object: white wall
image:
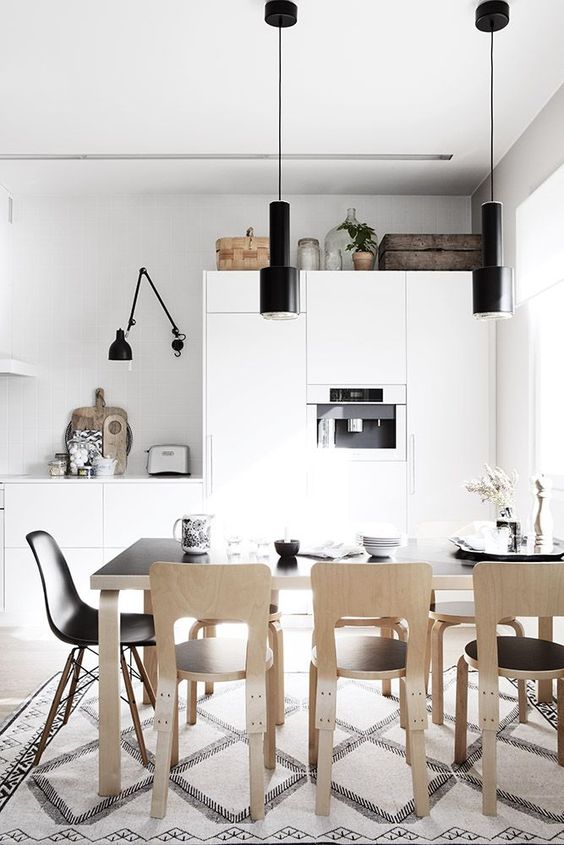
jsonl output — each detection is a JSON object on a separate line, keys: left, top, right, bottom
{"left": 472, "top": 82, "right": 564, "bottom": 522}
{"left": 0, "top": 192, "right": 470, "bottom": 477}
{"left": 0, "top": 188, "right": 12, "bottom": 358}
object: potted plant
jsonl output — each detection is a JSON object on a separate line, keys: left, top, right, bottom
{"left": 337, "top": 219, "right": 378, "bottom": 270}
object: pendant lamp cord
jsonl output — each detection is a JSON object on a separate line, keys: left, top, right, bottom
{"left": 490, "top": 26, "right": 494, "bottom": 203}
{"left": 278, "top": 24, "right": 282, "bottom": 201}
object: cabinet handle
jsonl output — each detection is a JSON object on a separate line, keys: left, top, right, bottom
{"left": 409, "top": 434, "right": 415, "bottom": 495}
{"left": 206, "top": 435, "right": 213, "bottom": 498}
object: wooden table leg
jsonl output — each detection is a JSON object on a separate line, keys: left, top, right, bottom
{"left": 99, "top": 589, "right": 121, "bottom": 796}
{"left": 538, "top": 616, "right": 554, "bottom": 702}
{"left": 143, "top": 590, "right": 157, "bottom": 704}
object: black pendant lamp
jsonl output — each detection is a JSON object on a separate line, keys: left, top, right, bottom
{"left": 260, "top": 1, "right": 299, "bottom": 320}
{"left": 473, "top": 1, "right": 514, "bottom": 320}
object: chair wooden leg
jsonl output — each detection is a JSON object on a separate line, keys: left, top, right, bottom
{"left": 409, "top": 729, "right": 429, "bottom": 816}
{"left": 170, "top": 687, "right": 179, "bottom": 769}
{"left": 150, "top": 720, "right": 175, "bottom": 818}
{"left": 454, "top": 654, "right": 469, "bottom": 763}
{"left": 248, "top": 732, "right": 265, "bottom": 821}
{"left": 381, "top": 627, "right": 392, "bottom": 697}
{"left": 264, "top": 665, "right": 276, "bottom": 769}
{"left": 504, "top": 619, "right": 528, "bottom": 722}
{"left": 34, "top": 650, "right": 75, "bottom": 766}
{"left": 187, "top": 677, "right": 197, "bottom": 725}
{"left": 315, "top": 728, "right": 334, "bottom": 816}
{"left": 399, "top": 675, "right": 407, "bottom": 730}
{"left": 269, "top": 621, "right": 285, "bottom": 725}
{"left": 308, "top": 662, "right": 319, "bottom": 766}
{"left": 204, "top": 625, "right": 217, "bottom": 696}
{"left": 431, "top": 620, "right": 450, "bottom": 725}
{"left": 62, "top": 648, "right": 84, "bottom": 725}
{"left": 131, "top": 646, "right": 156, "bottom": 709}
{"left": 557, "top": 678, "right": 564, "bottom": 766}
{"left": 481, "top": 728, "right": 497, "bottom": 816}
{"left": 120, "top": 650, "right": 148, "bottom": 766}
{"left": 424, "top": 617, "right": 434, "bottom": 694}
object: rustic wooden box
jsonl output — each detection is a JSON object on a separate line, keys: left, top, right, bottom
{"left": 378, "top": 234, "right": 482, "bottom": 271}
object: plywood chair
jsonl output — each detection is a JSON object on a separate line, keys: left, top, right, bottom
{"left": 149, "top": 562, "right": 275, "bottom": 821}
{"left": 417, "top": 521, "right": 525, "bottom": 724}
{"left": 454, "top": 562, "right": 564, "bottom": 815}
{"left": 309, "top": 561, "right": 433, "bottom": 817}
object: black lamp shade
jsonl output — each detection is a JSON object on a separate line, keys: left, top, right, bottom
{"left": 473, "top": 201, "right": 515, "bottom": 320}
{"left": 108, "top": 329, "right": 133, "bottom": 360}
{"left": 260, "top": 200, "right": 300, "bottom": 319}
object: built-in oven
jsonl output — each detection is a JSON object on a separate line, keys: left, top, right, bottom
{"left": 306, "top": 385, "right": 406, "bottom": 461}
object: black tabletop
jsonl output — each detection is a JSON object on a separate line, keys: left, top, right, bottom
{"left": 92, "top": 537, "right": 473, "bottom": 581}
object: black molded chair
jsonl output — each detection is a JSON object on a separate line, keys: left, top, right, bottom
{"left": 26, "top": 530, "right": 156, "bottom": 765}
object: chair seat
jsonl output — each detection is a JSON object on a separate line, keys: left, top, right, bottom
{"left": 465, "top": 636, "right": 564, "bottom": 676}
{"left": 312, "top": 635, "right": 407, "bottom": 680}
{"left": 56, "top": 603, "right": 155, "bottom": 647}
{"left": 176, "top": 638, "right": 273, "bottom": 682}
{"left": 430, "top": 601, "right": 517, "bottom": 626}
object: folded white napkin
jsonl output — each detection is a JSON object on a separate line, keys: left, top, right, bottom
{"left": 457, "top": 534, "right": 486, "bottom": 551}
{"left": 298, "top": 542, "right": 365, "bottom": 560}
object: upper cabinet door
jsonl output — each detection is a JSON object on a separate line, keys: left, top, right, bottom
{"left": 206, "top": 271, "right": 306, "bottom": 314}
{"left": 306, "top": 271, "right": 406, "bottom": 384}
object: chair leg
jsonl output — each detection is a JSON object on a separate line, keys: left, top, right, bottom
{"left": 204, "top": 625, "right": 217, "bottom": 696}
{"left": 170, "top": 687, "right": 179, "bottom": 769}
{"left": 431, "top": 620, "right": 450, "bottom": 725}
{"left": 150, "top": 719, "right": 175, "bottom": 818}
{"left": 315, "top": 728, "right": 334, "bottom": 816}
{"left": 120, "top": 650, "right": 148, "bottom": 766}
{"left": 62, "top": 648, "right": 85, "bottom": 725}
{"left": 504, "top": 619, "right": 527, "bottom": 722}
{"left": 187, "top": 620, "right": 206, "bottom": 724}
{"left": 248, "top": 733, "right": 265, "bottom": 821}
{"left": 308, "top": 662, "right": 319, "bottom": 766}
{"left": 424, "top": 617, "right": 434, "bottom": 694}
{"left": 481, "top": 728, "right": 498, "bottom": 816}
{"left": 264, "top": 665, "right": 276, "bottom": 769}
{"left": 454, "top": 655, "right": 469, "bottom": 763}
{"left": 557, "top": 678, "right": 564, "bottom": 766}
{"left": 409, "top": 729, "right": 429, "bottom": 817}
{"left": 131, "top": 646, "right": 156, "bottom": 709}
{"left": 269, "top": 620, "right": 285, "bottom": 725}
{"left": 381, "top": 627, "right": 392, "bottom": 697}
{"left": 34, "top": 650, "right": 75, "bottom": 766}
{"left": 399, "top": 675, "right": 407, "bottom": 730}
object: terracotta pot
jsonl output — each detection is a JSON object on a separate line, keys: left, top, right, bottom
{"left": 352, "top": 251, "right": 374, "bottom": 271}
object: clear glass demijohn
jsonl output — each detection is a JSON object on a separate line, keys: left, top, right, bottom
{"left": 324, "top": 207, "right": 359, "bottom": 271}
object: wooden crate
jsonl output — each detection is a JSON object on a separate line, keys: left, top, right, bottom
{"left": 378, "top": 234, "right": 482, "bottom": 271}
{"left": 216, "top": 228, "right": 269, "bottom": 270}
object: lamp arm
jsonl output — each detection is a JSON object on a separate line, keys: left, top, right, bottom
{"left": 126, "top": 267, "right": 186, "bottom": 356}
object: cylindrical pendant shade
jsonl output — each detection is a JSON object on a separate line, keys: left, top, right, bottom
{"left": 472, "top": 265, "right": 514, "bottom": 320}
{"left": 260, "top": 265, "right": 299, "bottom": 319}
{"left": 108, "top": 328, "right": 133, "bottom": 360}
{"left": 481, "top": 201, "right": 503, "bottom": 266}
{"left": 269, "top": 201, "right": 291, "bottom": 266}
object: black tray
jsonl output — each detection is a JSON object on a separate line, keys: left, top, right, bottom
{"left": 451, "top": 537, "right": 564, "bottom": 565}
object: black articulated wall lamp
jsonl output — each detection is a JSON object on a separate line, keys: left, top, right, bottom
{"left": 472, "top": 0, "right": 515, "bottom": 320}
{"left": 108, "top": 267, "right": 186, "bottom": 361}
{"left": 260, "top": 0, "right": 299, "bottom": 320}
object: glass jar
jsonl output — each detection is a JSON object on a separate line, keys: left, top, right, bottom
{"left": 324, "top": 248, "right": 342, "bottom": 271}
{"left": 297, "top": 238, "right": 320, "bottom": 270}
{"left": 68, "top": 437, "right": 91, "bottom": 475}
{"left": 324, "top": 208, "right": 359, "bottom": 270}
{"left": 48, "top": 459, "right": 67, "bottom": 478}
{"left": 54, "top": 452, "right": 69, "bottom": 476}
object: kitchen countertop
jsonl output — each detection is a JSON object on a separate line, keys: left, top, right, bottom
{"left": 0, "top": 474, "right": 203, "bottom": 484}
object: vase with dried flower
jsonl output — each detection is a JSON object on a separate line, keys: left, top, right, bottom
{"left": 464, "top": 464, "right": 521, "bottom": 553}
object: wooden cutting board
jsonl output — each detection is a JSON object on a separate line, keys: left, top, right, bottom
{"left": 103, "top": 414, "right": 128, "bottom": 475}
{"left": 71, "top": 388, "right": 127, "bottom": 433}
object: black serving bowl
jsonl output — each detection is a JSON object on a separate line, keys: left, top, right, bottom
{"left": 274, "top": 540, "right": 300, "bottom": 557}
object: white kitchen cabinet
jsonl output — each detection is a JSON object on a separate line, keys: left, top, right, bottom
{"left": 5, "top": 482, "right": 103, "bottom": 548}
{"left": 406, "top": 271, "right": 493, "bottom": 532}
{"left": 103, "top": 482, "right": 204, "bottom": 548}
{"left": 306, "top": 271, "right": 406, "bottom": 385}
{"left": 205, "top": 311, "right": 306, "bottom": 537}
{"left": 206, "top": 270, "right": 306, "bottom": 314}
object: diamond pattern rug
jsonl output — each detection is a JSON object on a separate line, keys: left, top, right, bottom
{"left": 0, "top": 668, "right": 563, "bottom": 844}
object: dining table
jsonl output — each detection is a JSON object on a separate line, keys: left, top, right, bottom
{"left": 90, "top": 537, "right": 555, "bottom": 796}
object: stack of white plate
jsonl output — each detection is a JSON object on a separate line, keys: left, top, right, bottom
{"left": 356, "top": 525, "right": 404, "bottom": 558}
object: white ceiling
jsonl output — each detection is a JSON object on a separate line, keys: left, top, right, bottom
{"left": 0, "top": 0, "right": 563, "bottom": 196}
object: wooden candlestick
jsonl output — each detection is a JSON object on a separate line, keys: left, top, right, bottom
{"left": 533, "top": 474, "right": 553, "bottom": 554}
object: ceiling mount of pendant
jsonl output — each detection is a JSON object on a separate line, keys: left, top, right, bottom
{"left": 475, "top": 1, "right": 509, "bottom": 33}
{"left": 265, "top": 1, "right": 297, "bottom": 28}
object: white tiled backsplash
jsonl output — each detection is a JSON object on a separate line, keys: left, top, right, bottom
{"left": 0, "top": 192, "right": 470, "bottom": 476}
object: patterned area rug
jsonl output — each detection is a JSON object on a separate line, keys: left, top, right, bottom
{"left": 0, "top": 668, "right": 563, "bottom": 844}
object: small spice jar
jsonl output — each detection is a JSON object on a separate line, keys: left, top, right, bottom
{"left": 297, "top": 238, "right": 320, "bottom": 271}
{"left": 77, "top": 465, "right": 94, "bottom": 478}
{"left": 48, "top": 458, "right": 67, "bottom": 478}
{"left": 54, "top": 452, "right": 69, "bottom": 476}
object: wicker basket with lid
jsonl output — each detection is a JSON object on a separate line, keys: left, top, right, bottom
{"left": 215, "top": 227, "right": 270, "bottom": 270}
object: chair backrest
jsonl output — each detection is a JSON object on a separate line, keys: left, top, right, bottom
{"left": 311, "top": 562, "right": 432, "bottom": 724}
{"left": 149, "top": 562, "right": 272, "bottom": 733}
{"left": 473, "top": 561, "right": 564, "bottom": 728}
{"left": 26, "top": 530, "right": 86, "bottom": 642}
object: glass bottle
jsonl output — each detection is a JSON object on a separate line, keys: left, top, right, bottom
{"left": 324, "top": 208, "right": 359, "bottom": 271}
